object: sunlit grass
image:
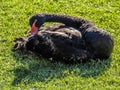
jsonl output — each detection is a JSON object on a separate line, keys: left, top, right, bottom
{"left": 0, "top": 0, "right": 120, "bottom": 89}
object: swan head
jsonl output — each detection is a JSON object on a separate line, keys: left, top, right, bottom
{"left": 29, "top": 14, "right": 46, "bottom": 35}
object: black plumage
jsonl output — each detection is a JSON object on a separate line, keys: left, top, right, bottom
{"left": 14, "top": 13, "right": 114, "bottom": 63}
{"left": 29, "top": 13, "right": 114, "bottom": 60}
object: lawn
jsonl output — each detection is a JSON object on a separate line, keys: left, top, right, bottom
{"left": 0, "top": 0, "right": 120, "bottom": 89}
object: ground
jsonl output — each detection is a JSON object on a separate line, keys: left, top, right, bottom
{"left": 0, "top": 0, "right": 120, "bottom": 89}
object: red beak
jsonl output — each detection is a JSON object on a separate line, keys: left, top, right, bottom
{"left": 30, "top": 20, "right": 38, "bottom": 35}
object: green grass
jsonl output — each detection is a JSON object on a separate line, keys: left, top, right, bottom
{"left": 0, "top": 0, "right": 120, "bottom": 89}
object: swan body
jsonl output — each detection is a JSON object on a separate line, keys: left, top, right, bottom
{"left": 14, "top": 13, "right": 114, "bottom": 63}
{"left": 29, "top": 13, "right": 114, "bottom": 60}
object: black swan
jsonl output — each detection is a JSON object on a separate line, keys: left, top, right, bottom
{"left": 14, "top": 24, "right": 90, "bottom": 63}
{"left": 14, "top": 13, "right": 114, "bottom": 63}
{"left": 29, "top": 13, "right": 114, "bottom": 60}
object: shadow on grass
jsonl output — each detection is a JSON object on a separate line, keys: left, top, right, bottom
{"left": 11, "top": 51, "right": 112, "bottom": 85}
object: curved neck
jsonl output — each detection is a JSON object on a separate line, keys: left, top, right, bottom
{"left": 43, "top": 14, "right": 94, "bottom": 29}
